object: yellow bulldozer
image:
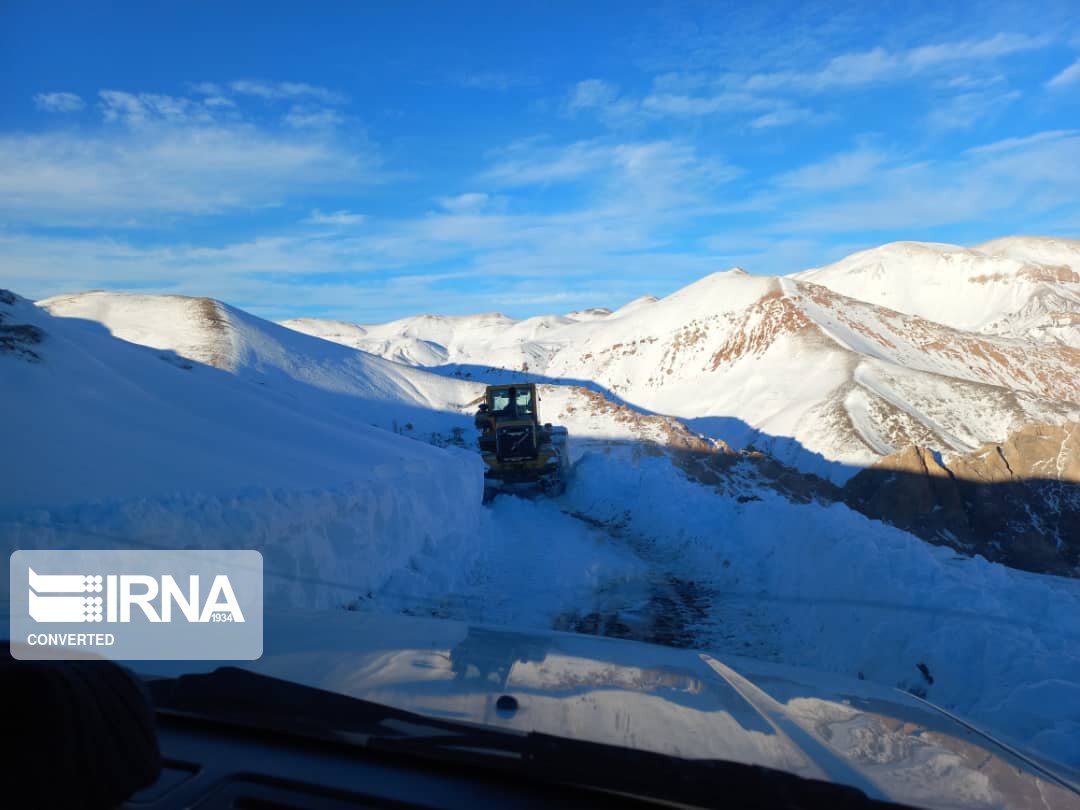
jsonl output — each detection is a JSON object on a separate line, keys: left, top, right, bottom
{"left": 474, "top": 383, "right": 569, "bottom": 502}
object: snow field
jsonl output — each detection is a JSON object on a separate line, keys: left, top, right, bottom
{"left": 560, "top": 448, "right": 1080, "bottom": 767}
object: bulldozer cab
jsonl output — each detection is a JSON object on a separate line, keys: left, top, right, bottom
{"left": 488, "top": 385, "right": 536, "bottom": 421}
{"left": 476, "top": 384, "right": 544, "bottom": 462}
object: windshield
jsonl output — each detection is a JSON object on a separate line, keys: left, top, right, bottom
{"left": 490, "top": 389, "right": 512, "bottom": 414}
{"left": 514, "top": 388, "right": 534, "bottom": 416}
{"left": 4, "top": 3, "right": 1079, "bottom": 809}
{"left": 488, "top": 387, "right": 534, "bottom": 419}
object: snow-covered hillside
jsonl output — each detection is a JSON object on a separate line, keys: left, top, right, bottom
{"left": 1, "top": 289, "right": 484, "bottom": 607}
{"left": 284, "top": 239, "right": 1080, "bottom": 483}
{"left": 40, "top": 291, "right": 481, "bottom": 437}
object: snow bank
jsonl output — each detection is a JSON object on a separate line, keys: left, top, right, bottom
{"left": 2, "top": 460, "right": 483, "bottom": 610}
{"left": 563, "top": 449, "right": 1080, "bottom": 767}
{"left": 1, "top": 289, "right": 485, "bottom": 608}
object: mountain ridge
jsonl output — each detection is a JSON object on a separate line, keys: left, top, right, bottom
{"left": 280, "top": 237, "right": 1078, "bottom": 483}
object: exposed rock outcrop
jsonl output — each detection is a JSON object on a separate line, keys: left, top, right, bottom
{"left": 0, "top": 289, "right": 45, "bottom": 362}
{"left": 844, "top": 422, "right": 1080, "bottom": 576}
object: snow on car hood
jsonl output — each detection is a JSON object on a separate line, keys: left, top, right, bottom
{"left": 144, "top": 610, "right": 1078, "bottom": 810}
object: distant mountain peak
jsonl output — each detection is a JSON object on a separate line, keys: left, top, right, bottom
{"left": 794, "top": 237, "right": 1080, "bottom": 341}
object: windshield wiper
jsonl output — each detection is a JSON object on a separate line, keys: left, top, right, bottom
{"left": 148, "top": 667, "right": 916, "bottom": 810}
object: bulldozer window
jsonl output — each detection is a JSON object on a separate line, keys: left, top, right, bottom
{"left": 515, "top": 389, "right": 534, "bottom": 416}
{"left": 488, "top": 387, "right": 534, "bottom": 418}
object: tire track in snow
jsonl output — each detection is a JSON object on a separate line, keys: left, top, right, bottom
{"left": 366, "top": 490, "right": 646, "bottom": 631}
{"left": 554, "top": 504, "right": 783, "bottom": 661}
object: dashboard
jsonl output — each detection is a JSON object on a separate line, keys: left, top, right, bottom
{"left": 124, "top": 711, "right": 656, "bottom": 809}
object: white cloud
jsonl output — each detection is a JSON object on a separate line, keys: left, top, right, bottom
{"left": 482, "top": 140, "right": 614, "bottom": 186}
{"left": 99, "top": 90, "right": 211, "bottom": 126}
{"left": 738, "top": 32, "right": 1047, "bottom": 93}
{"left": 749, "top": 105, "right": 818, "bottom": 129}
{"left": 609, "top": 141, "right": 739, "bottom": 192}
{"left": 480, "top": 137, "right": 740, "bottom": 197}
{"left": 777, "top": 148, "right": 888, "bottom": 190}
{"left": 1047, "top": 58, "right": 1080, "bottom": 89}
{"left": 938, "top": 73, "right": 1004, "bottom": 90}
{"left": 905, "top": 32, "right": 1049, "bottom": 70}
{"left": 189, "top": 82, "right": 223, "bottom": 96}
{"left": 563, "top": 79, "right": 641, "bottom": 126}
{"left": 641, "top": 92, "right": 750, "bottom": 116}
{"left": 283, "top": 105, "right": 343, "bottom": 129}
{"left": 436, "top": 192, "right": 491, "bottom": 213}
{"left": 33, "top": 92, "right": 85, "bottom": 113}
{"left": 572, "top": 33, "right": 1041, "bottom": 129}
{"left": 774, "top": 130, "right": 1080, "bottom": 233}
{"left": 306, "top": 209, "right": 366, "bottom": 225}
{"left": 649, "top": 71, "right": 711, "bottom": 95}
{"left": 99, "top": 90, "right": 148, "bottom": 123}
{"left": 801, "top": 47, "right": 900, "bottom": 89}
{"left": 924, "top": 89, "right": 1020, "bottom": 130}
{"left": 567, "top": 73, "right": 778, "bottom": 125}
{"left": 626, "top": 81, "right": 822, "bottom": 132}
{"left": 0, "top": 124, "right": 376, "bottom": 225}
{"left": 229, "top": 79, "right": 346, "bottom": 104}
{"left": 2, "top": 81, "right": 372, "bottom": 226}
{"left": 452, "top": 72, "right": 538, "bottom": 91}
{"left": 566, "top": 79, "right": 620, "bottom": 112}
{"left": 964, "top": 129, "right": 1077, "bottom": 156}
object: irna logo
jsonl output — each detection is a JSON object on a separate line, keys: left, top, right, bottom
{"left": 28, "top": 568, "right": 245, "bottom": 623}
{"left": 11, "top": 550, "right": 263, "bottom": 661}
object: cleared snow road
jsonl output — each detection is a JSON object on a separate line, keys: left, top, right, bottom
{"left": 363, "top": 445, "right": 785, "bottom": 660}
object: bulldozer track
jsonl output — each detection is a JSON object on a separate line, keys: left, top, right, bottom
{"left": 558, "top": 506, "right": 783, "bottom": 658}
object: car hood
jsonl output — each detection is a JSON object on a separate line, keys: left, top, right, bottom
{"left": 145, "top": 610, "right": 1076, "bottom": 810}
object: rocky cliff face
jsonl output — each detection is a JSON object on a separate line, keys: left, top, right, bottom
{"left": 844, "top": 422, "right": 1080, "bottom": 575}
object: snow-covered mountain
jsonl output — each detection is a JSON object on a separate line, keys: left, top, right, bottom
{"left": 795, "top": 237, "right": 1080, "bottom": 344}
{"left": 280, "top": 309, "right": 591, "bottom": 370}
{"left": 284, "top": 238, "right": 1080, "bottom": 484}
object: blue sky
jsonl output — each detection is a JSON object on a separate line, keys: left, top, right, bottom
{"left": 2, "top": 1, "right": 1079, "bottom": 322}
